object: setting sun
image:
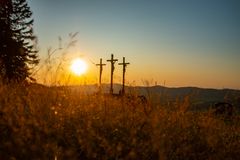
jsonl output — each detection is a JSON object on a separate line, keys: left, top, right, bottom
{"left": 70, "top": 58, "right": 88, "bottom": 76}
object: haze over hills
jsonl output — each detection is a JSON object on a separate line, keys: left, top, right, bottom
{"left": 58, "top": 84, "right": 240, "bottom": 111}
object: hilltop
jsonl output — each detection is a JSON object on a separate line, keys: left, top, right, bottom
{"left": 48, "top": 83, "right": 240, "bottom": 111}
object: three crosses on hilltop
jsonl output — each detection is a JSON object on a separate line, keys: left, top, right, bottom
{"left": 96, "top": 54, "right": 130, "bottom": 95}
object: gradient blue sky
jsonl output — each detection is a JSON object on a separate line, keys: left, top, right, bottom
{"left": 28, "top": 0, "right": 240, "bottom": 89}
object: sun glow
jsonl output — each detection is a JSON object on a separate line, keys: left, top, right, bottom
{"left": 70, "top": 58, "right": 88, "bottom": 76}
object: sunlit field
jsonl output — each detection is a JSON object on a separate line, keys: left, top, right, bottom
{"left": 0, "top": 82, "right": 240, "bottom": 160}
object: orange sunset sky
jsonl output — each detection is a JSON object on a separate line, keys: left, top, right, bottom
{"left": 29, "top": 0, "right": 240, "bottom": 89}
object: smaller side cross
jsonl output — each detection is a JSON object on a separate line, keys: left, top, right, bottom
{"left": 96, "top": 58, "right": 106, "bottom": 92}
{"left": 119, "top": 57, "right": 130, "bottom": 95}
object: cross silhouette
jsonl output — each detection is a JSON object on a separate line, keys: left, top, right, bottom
{"left": 96, "top": 58, "right": 106, "bottom": 92}
{"left": 107, "top": 54, "right": 118, "bottom": 94}
{"left": 119, "top": 57, "right": 130, "bottom": 94}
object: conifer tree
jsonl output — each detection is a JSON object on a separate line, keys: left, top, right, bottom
{"left": 0, "top": 0, "right": 39, "bottom": 83}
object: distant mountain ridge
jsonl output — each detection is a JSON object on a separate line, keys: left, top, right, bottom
{"left": 59, "top": 83, "right": 240, "bottom": 99}
{"left": 122, "top": 84, "right": 240, "bottom": 111}
{"left": 36, "top": 83, "right": 240, "bottom": 111}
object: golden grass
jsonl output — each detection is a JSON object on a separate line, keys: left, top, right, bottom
{"left": 0, "top": 83, "right": 240, "bottom": 160}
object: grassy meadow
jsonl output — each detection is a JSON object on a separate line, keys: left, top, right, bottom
{"left": 0, "top": 82, "right": 240, "bottom": 160}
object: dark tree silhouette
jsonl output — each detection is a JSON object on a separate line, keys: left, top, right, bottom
{"left": 0, "top": 0, "right": 39, "bottom": 83}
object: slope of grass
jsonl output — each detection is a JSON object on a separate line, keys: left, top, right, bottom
{"left": 0, "top": 83, "right": 240, "bottom": 159}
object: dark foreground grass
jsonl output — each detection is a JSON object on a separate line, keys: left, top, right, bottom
{"left": 0, "top": 83, "right": 240, "bottom": 160}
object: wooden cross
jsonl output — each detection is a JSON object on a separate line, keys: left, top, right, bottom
{"left": 96, "top": 58, "right": 106, "bottom": 92}
{"left": 119, "top": 57, "right": 130, "bottom": 95}
{"left": 107, "top": 54, "right": 118, "bottom": 94}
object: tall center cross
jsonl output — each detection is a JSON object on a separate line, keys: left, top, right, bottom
{"left": 107, "top": 54, "right": 118, "bottom": 94}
